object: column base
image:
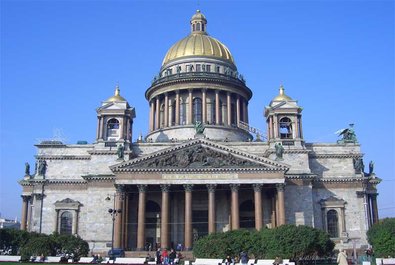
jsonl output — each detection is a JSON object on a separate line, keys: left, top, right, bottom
{"left": 135, "top": 247, "right": 144, "bottom": 251}
{"left": 184, "top": 247, "right": 193, "bottom": 251}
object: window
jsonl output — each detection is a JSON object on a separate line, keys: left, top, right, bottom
{"left": 279, "top": 117, "right": 292, "bottom": 139}
{"left": 159, "top": 103, "right": 165, "bottom": 128}
{"left": 54, "top": 198, "right": 81, "bottom": 236}
{"left": 196, "top": 23, "right": 201, "bottom": 31}
{"left": 320, "top": 196, "right": 347, "bottom": 239}
{"left": 171, "top": 100, "right": 176, "bottom": 125}
{"left": 231, "top": 103, "right": 236, "bottom": 126}
{"left": 196, "top": 64, "right": 201, "bottom": 72}
{"left": 216, "top": 66, "right": 220, "bottom": 73}
{"left": 206, "top": 65, "right": 211, "bottom": 72}
{"left": 107, "top": 118, "right": 120, "bottom": 140}
{"left": 193, "top": 98, "right": 202, "bottom": 123}
{"left": 327, "top": 210, "right": 339, "bottom": 238}
{"left": 60, "top": 211, "right": 73, "bottom": 235}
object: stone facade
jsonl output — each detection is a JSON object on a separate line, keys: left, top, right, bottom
{"left": 20, "top": 10, "right": 380, "bottom": 254}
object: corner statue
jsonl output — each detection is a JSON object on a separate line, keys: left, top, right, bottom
{"left": 336, "top": 123, "right": 358, "bottom": 144}
{"left": 275, "top": 143, "right": 284, "bottom": 160}
{"left": 25, "top": 162, "right": 30, "bottom": 176}
{"left": 117, "top": 144, "right": 125, "bottom": 160}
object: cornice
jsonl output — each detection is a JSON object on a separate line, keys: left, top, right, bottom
{"left": 264, "top": 149, "right": 310, "bottom": 157}
{"left": 35, "top": 155, "right": 91, "bottom": 160}
{"left": 309, "top": 153, "right": 363, "bottom": 159}
{"left": 116, "top": 167, "right": 286, "bottom": 173}
{"left": 285, "top": 174, "right": 317, "bottom": 180}
{"left": 82, "top": 174, "right": 115, "bottom": 182}
{"left": 46, "top": 179, "right": 87, "bottom": 185}
{"left": 314, "top": 177, "right": 365, "bottom": 183}
{"left": 88, "top": 150, "right": 133, "bottom": 156}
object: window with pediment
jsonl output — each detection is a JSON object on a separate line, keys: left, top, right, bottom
{"left": 320, "top": 196, "right": 347, "bottom": 239}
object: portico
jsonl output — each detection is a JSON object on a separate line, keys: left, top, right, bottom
{"left": 110, "top": 138, "right": 288, "bottom": 250}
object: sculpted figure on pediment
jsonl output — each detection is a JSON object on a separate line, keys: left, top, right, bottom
{"left": 138, "top": 145, "right": 265, "bottom": 169}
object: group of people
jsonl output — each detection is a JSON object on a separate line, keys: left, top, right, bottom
{"left": 155, "top": 248, "right": 182, "bottom": 265}
{"left": 224, "top": 251, "right": 249, "bottom": 265}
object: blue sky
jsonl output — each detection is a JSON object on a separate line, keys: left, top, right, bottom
{"left": 1, "top": 0, "right": 394, "bottom": 220}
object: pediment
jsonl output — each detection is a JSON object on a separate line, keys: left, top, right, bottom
{"left": 111, "top": 139, "right": 289, "bottom": 173}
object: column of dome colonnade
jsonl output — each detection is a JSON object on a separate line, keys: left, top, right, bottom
{"left": 117, "top": 183, "right": 286, "bottom": 249}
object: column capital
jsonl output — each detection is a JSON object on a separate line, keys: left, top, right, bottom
{"left": 183, "top": 184, "right": 194, "bottom": 192}
{"left": 115, "top": 184, "right": 126, "bottom": 193}
{"left": 34, "top": 193, "right": 44, "bottom": 200}
{"left": 207, "top": 184, "right": 217, "bottom": 193}
{"left": 276, "top": 183, "right": 285, "bottom": 192}
{"left": 137, "top": 184, "right": 148, "bottom": 193}
{"left": 253, "top": 183, "right": 263, "bottom": 192}
{"left": 160, "top": 184, "right": 171, "bottom": 192}
{"left": 230, "top": 184, "right": 240, "bottom": 192}
{"left": 21, "top": 195, "right": 31, "bottom": 201}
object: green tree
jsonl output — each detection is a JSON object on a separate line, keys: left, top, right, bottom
{"left": 367, "top": 218, "right": 395, "bottom": 257}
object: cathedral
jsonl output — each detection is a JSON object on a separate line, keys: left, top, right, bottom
{"left": 19, "top": 10, "right": 380, "bottom": 253}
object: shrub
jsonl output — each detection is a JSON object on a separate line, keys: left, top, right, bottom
{"left": 367, "top": 218, "right": 395, "bottom": 257}
{"left": 193, "top": 225, "right": 334, "bottom": 261}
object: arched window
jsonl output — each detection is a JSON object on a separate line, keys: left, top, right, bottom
{"left": 231, "top": 103, "right": 236, "bottom": 126}
{"left": 193, "top": 98, "right": 202, "bottom": 123}
{"left": 327, "top": 210, "right": 339, "bottom": 238}
{"left": 107, "top": 118, "right": 120, "bottom": 140}
{"left": 279, "top": 117, "right": 292, "bottom": 139}
{"left": 60, "top": 211, "right": 73, "bottom": 235}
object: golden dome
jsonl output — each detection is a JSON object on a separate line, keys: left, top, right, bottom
{"left": 273, "top": 85, "right": 293, "bottom": 101}
{"left": 106, "top": 85, "right": 127, "bottom": 102}
{"left": 162, "top": 10, "right": 235, "bottom": 66}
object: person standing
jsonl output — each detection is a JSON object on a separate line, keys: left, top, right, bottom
{"left": 240, "top": 251, "right": 248, "bottom": 265}
{"left": 337, "top": 249, "right": 348, "bottom": 265}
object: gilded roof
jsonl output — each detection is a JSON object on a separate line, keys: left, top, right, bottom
{"left": 272, "top": 85, "right": 292, "bottom": 101}
{"left": 105, "top": 85, "right": 127, "bottom": 102}
{"left": 162, "top": 10, "right": 235, "bottom": 66}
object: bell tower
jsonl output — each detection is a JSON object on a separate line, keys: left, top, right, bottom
{"left": 265, "top": 85, "right": 303, "bottom": 145}
{"left": 96, "top": 85, "right": 136, "bottom": 149}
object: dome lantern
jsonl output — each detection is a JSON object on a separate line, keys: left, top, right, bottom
{"left": 190, "top": 10, "right": 207, "bottom": 34}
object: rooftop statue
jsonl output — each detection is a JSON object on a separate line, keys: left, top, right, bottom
{"left": 194, "top": 121, "right": 205, "bottom": 135}
{"left": 336, "top": 124, "right": 358, "bottom": 144}
{"left": 117, "top": 144, "right": 125, "bottom": 160}
{"left": 275, "top": 143, "right": 284, "bottom": 161}
{"left": 25, "top": 162, "right": 30, "bottom": 176}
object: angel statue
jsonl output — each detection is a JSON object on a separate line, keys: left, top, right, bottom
{"left": 194, "top": 121, "right": 205, "bottom": 135}
{"left": 336, "top": 124, "right": 358, "bottom": 144}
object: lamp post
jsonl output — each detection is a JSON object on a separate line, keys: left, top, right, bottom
{"left": 106, "top": 196, "right": 122, "bottom": 260}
